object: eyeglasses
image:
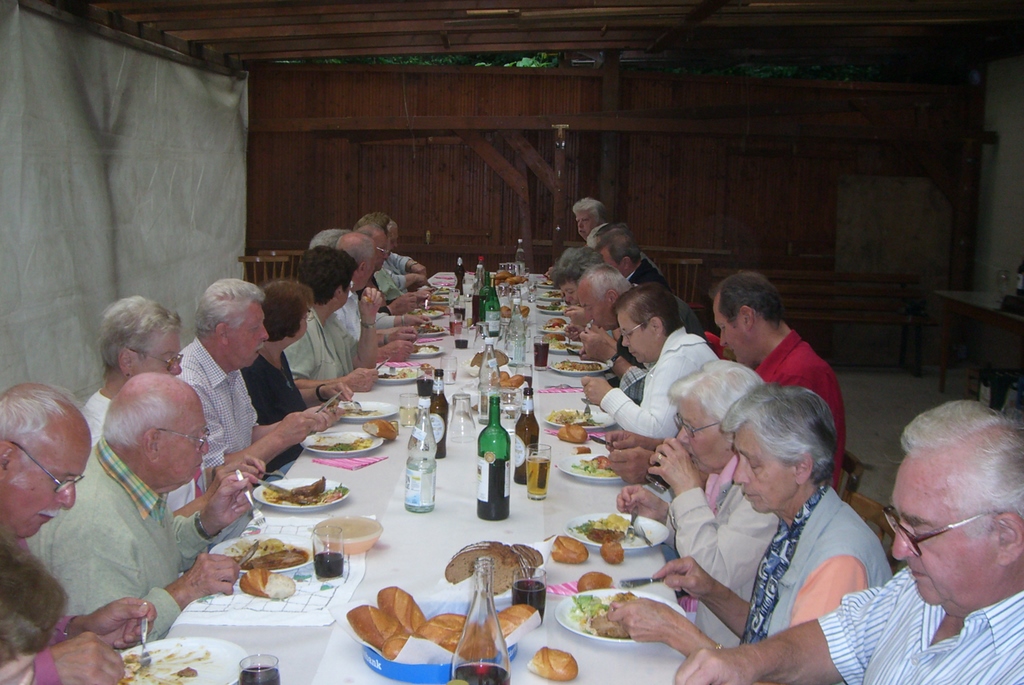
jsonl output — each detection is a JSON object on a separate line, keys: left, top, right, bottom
{"left": 619, "top": 322, "right": 645, "bottom": 342}
{"left": 129, "top": 348, "right": 184, "bottom": 372}
{"left": 882, "top": 506, "right": 990, "bottom": 557}
{"left": 375, "top": 246, "right": 392, "bottom": 256}
{"left": 674, "top": 414, "right": 721, "bottom": 438}
{"left": 156, "top": 427, "right": 211, "bottom": 451}
{"left": 8, "top": 441, "right": 84, "bottom": 494}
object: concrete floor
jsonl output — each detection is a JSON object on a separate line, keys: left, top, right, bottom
{"left": 836, "top": 365, "right": 969, "bottom": 503}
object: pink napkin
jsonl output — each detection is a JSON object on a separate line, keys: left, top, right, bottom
{"left": 544, "top": 429, "right": 605, "bottom": 441}
{"left": 547, "top": 581, "right": 578, "bottom": 596}
{"left": 537, "top": 387, "right": 583, "bottom": 393}
{"left": 383, "top": 361, "right": 422, "bottom": 368}
{"left": 416, "top": 336, "right": 444, "bottom": 343}
{"left": 312, "top": 456, "right": 388, "bottom": 470}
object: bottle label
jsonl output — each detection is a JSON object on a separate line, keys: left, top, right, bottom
{"left": 513, "top": 436, "right": 527, "bottom": 468}
{"left": 405, "top": 469, "right": 422, "bottom": 505}
{"left": 411, "top": 427, "right": 426, "bottom": 442}
{"left": 477, "top": 457, "right": 489, "bottom": 501}
{"left": 501, "top": 459, "right": 511, "bottom": 497}
{"left": 429, "top": 414, "right": 445, "bottom": 441}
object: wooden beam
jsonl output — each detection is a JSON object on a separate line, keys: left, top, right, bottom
{"left": 499, "top": 132, "right": 557, "bottom": 193}
{"left": 454, "top": 130, "right": 529, "bottom": 204}
{"left": 599, "top": 49, "right": 621, "bottom": 217}
{"left": 649, "top": 0, "right": 735, "bottom": 53}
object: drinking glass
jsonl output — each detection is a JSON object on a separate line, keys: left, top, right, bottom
{"left": 499, "top": 387, "right": 523, "bottom": 434}
{"left": 533, "top": 335, "right": 550, "bottom": 370}
{"left": 240, "top": 655, "right": 280, "bottom": 685}
{"left": 312, "top": 523, "right": 345, "bottom": 580}
{"left": 443, "top": 356, "right": 458, "bottom": 384}
{"left": 512, "top": 567, "right": 547, "bottom": 620}
{"left": 449, "top": 393, "right": 477, "bottom": 443}
{"left": 527, "top": 444, "right": 551, "bottom": 500}
{"left": 399, "top": 393, "right": 418, "bottom": 427}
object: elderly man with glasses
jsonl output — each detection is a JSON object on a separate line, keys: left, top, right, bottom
{"left": 30, "top": 373, "right": 258, "bottom": 640}
{"left": 676, "top": 399, "right": 1024, "bottom": 685}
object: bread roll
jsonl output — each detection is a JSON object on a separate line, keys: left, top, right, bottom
{"left": 557, "top": 424, "right": 588, "bottom": 444}
{"left": 239, "top": 569, "right": 296, "bottom": 599}
{"left": 500, "top": 306, "right": 512, "bottom": 318}
{"left": 520, "top": 306, "right": 531, "bottom": 317}
{"left": 498, "top": 604, "right": 537, "bottom": 637}
{"left": 347, "top": 605, "right": 403, "bottom": 650}
{"left": 577, "top": 571, "right": 613, "bottom": 592}
{"left": 528, "top": 647, "right": 579, "bottom": 681}
{"left": 573, "top": 446, "right": 591, "bottom": 455}
{"left": 413, "top": 613, "right": 466, "bottom": 652}
{"left": 550, "top": 536, "right": 588, "bottom": 564}
{"left": 362, "top": 419, "right": 398, "bottom": 441}
{"left": 600, "top": 540, "right": 624, "bottom": 565}
{"left": 377, "top": 586, "right": 426, "bottom": 633}
{"left": 381, "top": 634, "right": 409, "bottom": 661}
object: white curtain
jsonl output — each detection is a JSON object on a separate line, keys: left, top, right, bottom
{"left": 0, "top": 0, "right": 248, "bottom": 397}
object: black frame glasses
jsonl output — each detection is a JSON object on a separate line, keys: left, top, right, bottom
{"left": 129, "top": 348, "right": 184, "bottom": 372}
{"left": 156, "top": 427, "right": 211, "bottom": 451}
{"left": 673, "top": 414, "right": 721, "bottom": 438}
{"left": 882, "top": 506, "right": 990, "bottom": 557}
{"left": 9, "top": 441, "right": 84, "bottom": 493}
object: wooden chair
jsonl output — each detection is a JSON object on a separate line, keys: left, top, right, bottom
{"left": 659, "top": 258, "right": 703, "bottom": 308}
{"left": 237, "top": 255, "right": 290, "bottom": 285}
{"left": 838, "top": 450, "right": 865, "bottom": 503}
{"left": 257, "top": 249, "right": 304, "bottom": 279}
{"left": 847, "top": 491, "right": 901, "bottom": 573}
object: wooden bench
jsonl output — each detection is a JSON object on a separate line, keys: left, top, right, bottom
{"left": 711, "top": 269, "right": 933, "bottom": 376}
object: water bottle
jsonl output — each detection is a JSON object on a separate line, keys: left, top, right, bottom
{"left": 405, "top": 396, "right": 437, "bottom": 513}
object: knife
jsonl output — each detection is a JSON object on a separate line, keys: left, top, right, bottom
{"left": 257, "top": 479, "right": 292, "bottom": 496}
{"left": 238, "top": 541, "right": 260, "bottom": 567}
{"left": 590, "top": 436, "right": 607, "bottom": 445}
{"left": 617, "top": 577, "right": 663, "bottom": 589}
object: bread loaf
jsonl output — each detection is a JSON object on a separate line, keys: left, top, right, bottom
{"left": 550, "top": 536, "right": 588, "bottom": 564}
{"left": 377, "top": 586, "right": 426, "bottom": 633}
{"left": 413, "top": 613, "right": 466, "bottom": 652}
{"left": 362, "top": 419, "right": 398, "bottom": 441}
{"left": 600, "top": 540, "right": 624, "bottom": 565}
{"left": 445, "top": 542, "right": 542, "bottom": 594}
{"left": 239, "top": 569, "right": 296, "bottom": 599}
{"left": 528, "top": 647, "right": 579, "bottom": 681}
{"left": 577, "top": 571, "right": 613, "bottom": 592}
{"left": 557, "top": 424, "right": 588, "bottom": 444}
{"left": 347, "top": 605, "right": 403, "bottom": 650}
{"left": 381, "top": 634, "right": 409, "bottom": 661}
{"left": 497, "top": 604, "right": 537, "bottom": 637}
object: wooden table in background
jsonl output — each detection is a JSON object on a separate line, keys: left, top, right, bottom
{"left": 935, "top": 290, "right": 1024, "bottom": 392}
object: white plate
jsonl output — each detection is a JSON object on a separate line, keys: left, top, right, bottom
{"left": 410, "top": 308, "right": 446, "bottom": 319}
{"left": 555, "top": 590, "right": 681, "bottom": 643}
{"left": 416, "top": 325, "right": 448, "bottom": 338}
{"left": 564, "top": 513, "right": 669, "bottom": 549}
{"left": 538, "top": 291, "right": 564, "bottom": 301}
{"left": 549, "top": 341, "right": 584, "bottom": 355}
{"left": 334, "top": 401, "right": 399, "bottom": 423}
{"left": 556, "top": 456, "right": 622, "bottom": 483}
{"left": 543, "top": 409, "right": 615, "bottom": 431}
{"left": 536, "top": 304, "right": 568, "bottom": 315}
{"left": 376, "top": 367, "right": 423, "bottom": 384}
{"left": 409, "top": 344, "right": 444, "bottom": 359}
{"left": 211, "top": 534, "right": 313, "bottom": 572}
{"left": 302, "top": 430, "right": 385, "bottom": 456}
{"left": 119, "top": 637, "right": 247, "bottom": 685}
{"left": 541, "top": 323, "right": 568, "bottom": 334}
{"left": 253, "top": 477, "right": 350, "bottom": 512}
{"left": 550, "top": 360, "right": 612, "bottom": 376}
{"left": 535, "top": 280, "right": 557, "bottom": 290}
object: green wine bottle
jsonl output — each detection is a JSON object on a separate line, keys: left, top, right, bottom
{"left": 477, "top": 394, "right": 510, "bottom": 521}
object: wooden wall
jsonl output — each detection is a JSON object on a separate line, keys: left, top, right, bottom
{"left": 246, "top": 64, "right": 984, "bottom": 334}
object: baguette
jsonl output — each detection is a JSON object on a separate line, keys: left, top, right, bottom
{"left": 528, "top": 647, "right": 579, "bottom": 681}
{"left": 497, "top": 604, "right": 537, "bottom": 637}
{"left": 381, "top": 634, "right": 409, "bottom": 661}
{"left": 347, "top": 605, "right": 404, "bottom": 650}
{"left": 238, "top": 569, "right": 296, "bottom": 599}
{"left": 413, "top": 613, "right": 466, "bottom": 652}
{"left": 362, "top": 419, "right": 398, "bottom": 441}
{"left": 557, "top": 424, "right": 588, "bottom": 444}
{"left": 377, "top": 586, "right": 426, "bottom": 633}
{"left": 550, "top": 536, "right": 588, "bottom": 564}
{"left": 577, "top": 571, "right": 613, "bottom": 592}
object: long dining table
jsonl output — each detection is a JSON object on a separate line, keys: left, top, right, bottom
{"left": 168, "top": 276, "right": 688, "bottom": 684}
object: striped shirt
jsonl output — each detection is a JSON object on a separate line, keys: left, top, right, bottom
{"left": 820, "top": 568, "right": 1024, "bottom": 685}
{"left": 179, "top": 338, "right": 257, "bottom": 470}
{"left": 96, "top": 437, "right": 169, "bottom": 524}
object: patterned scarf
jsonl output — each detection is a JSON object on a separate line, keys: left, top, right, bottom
{"left": 741, "top": 485, "right": 827, "bottom": 644}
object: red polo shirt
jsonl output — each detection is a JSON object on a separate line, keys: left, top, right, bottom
{"left": 756, "top": 330, "right": 846, "bottom": 488}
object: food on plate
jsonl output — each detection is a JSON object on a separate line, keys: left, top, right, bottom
{"left": 470, "top": 349, "right": 510, "bottom": 368}
{"left": 499, "top": 374, "right": 526, "bottom": 389}
{"left": 547, "top": 409, "right": 599, "bottom": 427}
{"left": 225, "top": 538, "right": 310, "bottom": 571}
{"left": 528, "top": 647, "right": 579, "bottom": 681}
{"left": 497, "top": 604, "right": 538, "bottom": 637}
{"left": 568, "top": 592, "right": 639, "bottom": 639}
{"left": 377, "top": 367, "right": 422, "bottom": 381}
{"left": 308, "top": 435, "right": 376, "bottom": 452}
{"left": 570, "top": 456, "right": 616, "bottom": 478}
{"left": 239, "top": 569, "right": 297, "bottom": 599}
{"left": 413, "top": 613, "right": 466, "bottom": 652}
{"left": 121, "top": 649, "right": 210, "bottom": 684}
{"left": 543, "top": 332, "right": 567, "bottom": 342}
{"left": 412, "top": 344, "right": 441, "bottom": 355}
{"left": 429, "top": 293, "right": 449, "bottom": 303}
{"left": 445, "top": 541, "right": 543, "bottom": 594}
{"left": 347, "top": 605, "right": 403, "bottom": 650}
{"left": 417, "top": 323, "right": 446, "bottom": 335}
{"left": 409, "top": 308, "right": 444, "bottom": 317}
{"left": 335, "top": 405, "right": 388, "bottom": 418}
{"left": 574, "top": 446, "right": 591, "bottom": 455}
{"left": 571, "top": 514, "right": 629, "bottom": 544}
{"left": 546, "top": 317, "right": 567, "bottom": 329}
{"left": 381, "top": 634, "right": 409, "bottom": 660}
{"left": 174, "top": 667, "right": 198, "bottom": 678}
{"left": 538, "top": 302, "right": 567, "bottom": 312}
{"left": 550, "top": 536, "right": 588, "bottom": 564}
{"left": 577, "top": 571, "right": 613, "bottom": 592}
{"left": 550, "top": 340, "right": 582, "bottom": 352}
{"left": 557, "top": 424, "right": 588, "bottom": 444}
{"left": 377, "top": 586, "right": 427, "bottom": 633}
{"left": 600, "top": 541, "right": 625, "bottom": 565}
{"left": 553, "top": 360, "right": 605, "bottom": 373}
{"left": 261, "top": 477, "right": 350, "bottom": 506}
{"left": 362, "top": 419, "right": 398, "bottom": 441}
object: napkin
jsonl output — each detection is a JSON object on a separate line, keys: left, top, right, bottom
{"left": 415, "top": 336, "right": 444, "bottom": 343}
{"left": 312, "top": 456, "right": 388, "bottom": 470}
{"left": 537, "top": 386, "right": 583, "bottom": 393}
{"left": 547, "top": 581, "right": 578, "bottom": 596}
{"left": 384, "top": 361, "right": 423, "bottom": 368}
{"left": 543, "top": 428, "right": 605, "bottom": 441}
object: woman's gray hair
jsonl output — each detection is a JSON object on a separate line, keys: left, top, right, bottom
{"left": 579, "top": 263, "right": 631, "bottom": 296}
{"left": 195, "top": 279, "right": 264, "bottom": 338}
{"left": 309, "top": 228, "right": 347, "bottom": 249}
{"left": 901, "top": 400, "right": 1024, "bottom": 517}
{"left": 572, "top": 197, "right": 609, "bottom": 223}
{"left": 0, "top": 384, "right": 80, "bottom": 445}
{"left": 722, "top": 384, "right": 836, "bottom": 485}
{"left": 98, "top": 297, "right": 182, "bottom": 373}
{"left": 103, "top": 378, "right": 181, "bottom": 449}
{"left": 550, "top": 247, "right": 605, "bottom": 288}
{"left": 669, "top": 360, "right": 763, "bottom": 423}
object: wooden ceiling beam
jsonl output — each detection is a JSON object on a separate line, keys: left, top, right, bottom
{"left": 650, "top": 0, "right": 734, "bottom": 53}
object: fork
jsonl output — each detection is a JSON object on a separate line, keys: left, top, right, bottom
{"left": 581, "top": 397, "right": 592, "bottom": 420}
{"left": 139, "top": 615, "right": 151, "bottom": 668}
{"left": 625, "top": 508, "right": 640, "bottom": 542}
{"left": 237, "top": 470, "right": 266, "bottom": 529}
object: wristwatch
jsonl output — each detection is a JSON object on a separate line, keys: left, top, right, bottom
{"left": 608, "top": 353, "right": 621, "bottom": 365}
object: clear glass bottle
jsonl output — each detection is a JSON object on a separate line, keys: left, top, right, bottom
{"left": 430, "top": 369, "right": 449, "bottom": 459}
{"left": 514, "top": 238, "right": 527, "bottom": 277}
{"left": 513, "top": 387, "right": 539, "bottom": 485}
{"left": 405, "top": 396, "right": 437, "bottom": 513}
{"left": 506, "top": 295, "right": 527, "bottom": 365}
{"left": 455, "top": 256, "right": 465, "bottom": 292}
{"left": 477, "top": 338, "right": 501, "bottom": 424}
{"left": 477, "top": 395, "right": 510, "bottom": 521}
{"left": 451, "top": 556, "right": 510, "bottom": 685}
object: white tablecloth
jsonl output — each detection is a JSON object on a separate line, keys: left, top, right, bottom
{"left": 169, "top": 293, "right": 688, "bottom": 684}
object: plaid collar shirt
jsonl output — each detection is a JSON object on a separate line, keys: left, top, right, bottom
{"left": 96, "top": 437, "right": 169, "bottom": 524}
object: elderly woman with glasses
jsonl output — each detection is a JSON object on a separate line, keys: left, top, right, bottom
{"left": 609, "top": 384, "right": 891, "bottom": 655}
{"left": 581, "top": 283, "right": 716, "bottom": 438}
{"left": 615, "top": 360, "right": 778, "bottom": 647}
